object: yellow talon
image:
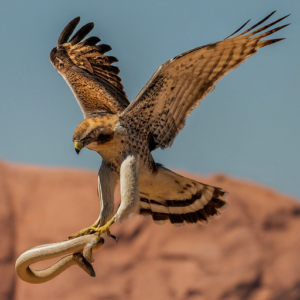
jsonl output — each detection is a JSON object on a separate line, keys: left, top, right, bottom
{"left": 68, "top": 217, "right": 116, "bottom": 240}
{"left": 92, "top": 216, "right": 116, "bottom": 236}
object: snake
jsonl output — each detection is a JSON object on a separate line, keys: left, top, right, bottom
{"left": 15, "top": 234, "right": 104, "bottom": 284}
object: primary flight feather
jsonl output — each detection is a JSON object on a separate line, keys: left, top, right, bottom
{"left": 50, "top": 12, "right": 289, "bottom": 238}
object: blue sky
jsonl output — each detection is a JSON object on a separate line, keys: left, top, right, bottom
{"left": 0, "top": 1, "right": 299, "bottom": 198}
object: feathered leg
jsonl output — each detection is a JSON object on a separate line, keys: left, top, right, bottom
{"left": 79, "top": 153, "right": 139, "bottom": 238}
{"left": 68, "top": 160, "right": 118, "bottom": 239}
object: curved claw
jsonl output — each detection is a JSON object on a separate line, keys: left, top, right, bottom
{"left": 15, "top": 234, "right": 104, "bottom": 284}
{"left": 69, "top": 216, "right": 116, "bottom": 240}
{"left": 110, "top": 234, "right": 118, "bottom": 243}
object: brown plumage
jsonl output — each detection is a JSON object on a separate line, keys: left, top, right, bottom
{"left": 50, "top": 17, "right": 129, "bottom": 117}
{"left": 51, "top": 13, "right": 289, "bottom": 230}
{"left": 119, "top": 11, "right": 290, "bottom": 151}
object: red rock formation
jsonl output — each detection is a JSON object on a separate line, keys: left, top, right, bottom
{"left": 0, "top": 161, "right": 300, "bottom": 300}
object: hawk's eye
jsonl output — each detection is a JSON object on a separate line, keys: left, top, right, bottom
{"left": 97, "top": 134, "right": 112, "bottom": 143}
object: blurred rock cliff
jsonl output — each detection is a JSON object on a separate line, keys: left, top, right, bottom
{"left": 0, "top": 161, "right": 300, "bottom": 300}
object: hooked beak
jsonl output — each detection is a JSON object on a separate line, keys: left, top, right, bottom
{"left": 74, "top": 141, "right": 83, "bottom": 155}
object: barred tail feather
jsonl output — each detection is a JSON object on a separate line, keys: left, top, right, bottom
{"left": 139, "top": 164, "right": 227, "bottom": 226}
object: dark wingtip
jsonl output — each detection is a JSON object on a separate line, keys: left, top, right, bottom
{"left": 57, "top": 17, "right": 80, "bottom": 47}
{"left": 237, "top": 11, "right": 278, "bottom": 37}
{"left": 260, "top": 38, "right": 286, "bottom": 48}
{"left": 69, "top": 22, "right": 95, "bottom": 45}
{"left": 268, "top": 10, "right": 277, "bottom": 18}
{"left": 225, "top": 19, "right": 251, "bottom": 39}
{"left": 95, "top": 44, "right": 112, "bottom": 54}
{"left": 81, "top": 36, "right": 101, "bottom": 46}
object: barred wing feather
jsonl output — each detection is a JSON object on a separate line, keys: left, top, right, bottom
{"left": 50, "top": 17, "right": 130, "bottom": 117}
{"left": 120, "top": 12, "right": 289, "bottom": 150}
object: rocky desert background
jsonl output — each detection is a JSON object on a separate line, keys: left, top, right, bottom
{"left": 0, "top": 160, "right": 300, "bottom": 300}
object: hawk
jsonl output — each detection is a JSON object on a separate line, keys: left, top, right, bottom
{"left": 50, "top": 12, "right": 289, "bottom": 239}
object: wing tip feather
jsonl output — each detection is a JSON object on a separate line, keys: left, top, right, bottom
{"left": 225, "top": 11, "right": 290, "bottom": 41}
{"left": 69, "top": 22, "right": 95, "bottom": 45}
{"left": 57, "top": 16, "right": 81, "bottom": 46}
{"left": 55, "top": 17, "right": 128, "bottom": 98}
{"left": 225, "top": 18, "right": 251, "bottom": 39}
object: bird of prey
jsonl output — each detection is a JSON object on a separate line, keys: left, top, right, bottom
{"left": 50, "top": 12, "right": 289, "bottom": 239}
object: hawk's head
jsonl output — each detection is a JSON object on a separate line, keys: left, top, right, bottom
{"left": 72, "top": 113, "right": 119, "bottom": 154}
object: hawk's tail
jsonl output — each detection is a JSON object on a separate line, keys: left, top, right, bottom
{"left": 139, "top": 164, "right": 227, "bottom": 226}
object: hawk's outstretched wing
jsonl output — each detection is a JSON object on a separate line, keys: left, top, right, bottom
{"left": 119, "top": 12, "right": 289, "bottom": 150}
{"left": 50, "top": 17, "right": 130, "bottom": 117}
